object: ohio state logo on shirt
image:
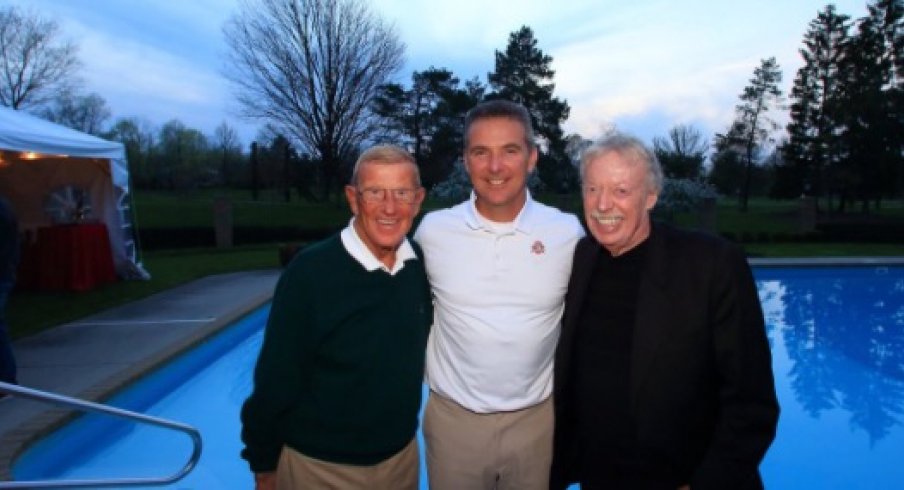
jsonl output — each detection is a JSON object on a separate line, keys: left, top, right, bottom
{"left": 531, "top": 240, "right": 545, "bottom": 255}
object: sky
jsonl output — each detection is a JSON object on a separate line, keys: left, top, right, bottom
{"left": 7, "top": 0, "right": 874, "bottom": 149}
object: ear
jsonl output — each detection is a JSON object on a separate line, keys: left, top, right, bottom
{"left": 414, "top": 186, "right": 426, "bottom": 205}
{"left": 461, "top": 154, "right": 473, "bottom": 177}
{"left": 645, "top": 191, "right": 658, "bottom": 212}
{"left": 344, "top": 185, "right": 359, "bottom": 216}
{"left": 527, "top": 146, "right": 539, "bottom": 173}
{"left": 410, "top": 187, "right": 426, "bottom": 216}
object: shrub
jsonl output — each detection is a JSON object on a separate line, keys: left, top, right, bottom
{"left": 655, "top": 178, "right": 719, "bottom": 216}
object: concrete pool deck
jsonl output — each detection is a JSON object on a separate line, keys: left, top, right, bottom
{"left": 0, "top": 269, "right": 281, "bottom": 480}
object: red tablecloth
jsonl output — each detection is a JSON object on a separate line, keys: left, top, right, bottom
{"left": 17, "top": 223, "right": 117, "bottom": 292}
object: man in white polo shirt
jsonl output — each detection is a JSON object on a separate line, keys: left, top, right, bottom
{"left": 415, "top": 100, "right": 584, "bottom": 490}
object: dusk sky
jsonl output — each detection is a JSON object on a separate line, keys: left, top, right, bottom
{"left": 8, "top": 0, "right": 872, "bottom": 148}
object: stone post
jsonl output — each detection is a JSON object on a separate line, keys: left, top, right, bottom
{"left": 213, "top": 198, "right": 233, "bottom": 248}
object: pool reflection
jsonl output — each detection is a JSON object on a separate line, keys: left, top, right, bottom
{"left": 756, "top": 266, "right": 904, "bottom": 489}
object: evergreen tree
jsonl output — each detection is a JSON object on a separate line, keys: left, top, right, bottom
{"left": 487, "top": 26, "right": 577, "bottom": 193}
{"left": 725, "top": 57, "right": 783, "bottom": 212}
{"left": 781, "top": 5, "right": 850, "bottom": 205}
{"left": 372, "top": 68, "right": 484, "bottom": 188}
{"left": 709, "top": 126, "right": 748, "bottom": 198}
{"left": 779, "top": 64, "right": 816, "bottom": 199}
{"left": 865, "top": 0, "right": 904, "bottom": 203}
{"left": 709, "top": 129, "right": 773, "bottom": 200}
{"left": 838, "top": 6, "right": 897, "bottom": 212}
{"left": 425, "top": 76, "right": 486, "bottom": 187}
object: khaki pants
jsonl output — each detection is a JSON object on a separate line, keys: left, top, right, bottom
{"left": 424, "top": 392, "right": 553, "bottom": 490}
{"left": 275, "top": 438, "right": 419, "bottom": 490}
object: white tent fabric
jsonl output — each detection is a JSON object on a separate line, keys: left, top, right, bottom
{"left": 0, "top": 106, "right": 148, "bottom": 280}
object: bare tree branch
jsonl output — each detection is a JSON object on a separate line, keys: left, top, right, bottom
{"left": 223, "top": 0, "right": 404, "bottom": 199}
{"left": 0, "top": 6, "right": 81, "bottom": 109}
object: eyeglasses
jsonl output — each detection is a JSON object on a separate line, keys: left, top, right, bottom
{"left": 357, "top": 187, "right": 421, "bottom": 204}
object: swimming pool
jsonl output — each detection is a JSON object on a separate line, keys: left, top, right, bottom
{"left": 11, "top": 265, "right": 904, "bottom": 489}
{"left": 756, "top": 265, "right": 904, "bottom": 489}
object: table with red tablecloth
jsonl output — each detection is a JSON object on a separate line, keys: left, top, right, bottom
{"left": 17, "top": 223, "right": 117, "bottom": 292}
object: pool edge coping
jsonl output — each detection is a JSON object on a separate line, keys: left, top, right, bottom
{"left": 749, "top": 256, "right": 904, "bottom": 267}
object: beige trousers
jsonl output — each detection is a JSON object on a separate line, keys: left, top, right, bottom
{"left": 423, "top": 392, "right": 553, "bottom": 490}
{"left": 275, "top": 438, "right": 419, "bottom": 490}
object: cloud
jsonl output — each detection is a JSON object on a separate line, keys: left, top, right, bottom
{"left": 18, "top": 0, "right": 257, "bottom": 143}
{"left": 549, "top": 12, "right": 752, "bottom": 139}
{"left": 7, "top": 0, "right": 871, "bottom": 149}
{"left": 372, "top": 0, "right": 839, "bottom": 143}
{"left": 546, "top": 0, "right": 869, "bottom": 141}
{"left": 71, "top": 24, "right": 226, "bottom": 111}
{"left": 373, "top": 0, "right": 603, "bottom": 80}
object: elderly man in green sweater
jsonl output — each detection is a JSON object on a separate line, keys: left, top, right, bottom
{"left": 240, "top": 144, "right": 433, "bottom": 490}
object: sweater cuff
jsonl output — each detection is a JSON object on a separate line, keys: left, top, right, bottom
{"left": 243, "top": 446, "right": 281, "bottom": 473}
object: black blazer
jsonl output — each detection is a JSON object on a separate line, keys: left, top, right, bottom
{"left": 550, "top": 223, "right": 779, "bottom": 490}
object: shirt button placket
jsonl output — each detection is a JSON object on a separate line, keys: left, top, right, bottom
{"left": 493, "top": 234, "right": 501, "bottom": 271}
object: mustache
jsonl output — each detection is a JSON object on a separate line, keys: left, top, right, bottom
{"left": 589, "top": 210, "right": 621, "bottom": 221}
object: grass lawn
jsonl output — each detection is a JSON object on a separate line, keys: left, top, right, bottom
{"left": 7, "top": 190, "right": 903, "bottom": 340}
{"left": 8, "top": 245, "right": 280, "bottom": 340}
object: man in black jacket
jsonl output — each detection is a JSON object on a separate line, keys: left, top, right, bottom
{"left": 550, "top": 133, "right": 779, "bottom": 490}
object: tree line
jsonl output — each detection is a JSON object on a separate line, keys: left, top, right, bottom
{"left": 1, "top": 1, "right": 901, "bottom": 214}
{"left": 780, "top": 1, "right": 903, "bottom": 213}
{"left": 222, "top": 0, "right": 578, "bottom": 200}
{"left": 638, "top": 0, "right": 902, "bottom": 215}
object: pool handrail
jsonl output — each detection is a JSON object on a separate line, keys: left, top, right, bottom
{"left": 0, "top": 381, "right": 202, "bottom": 489}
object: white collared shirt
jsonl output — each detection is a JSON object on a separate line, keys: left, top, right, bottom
{"left": 340, "top": 218, "right": 417, "bottom": 276}
{"left": 414, "top": 192, "right": 584, "bottom": 412}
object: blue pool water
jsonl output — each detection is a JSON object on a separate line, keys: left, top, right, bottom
{"left": 755, "top": 266, "right": 904, "bottom": 489}
{"left": 12, "top": 266, "right": 904, "bottom": 489}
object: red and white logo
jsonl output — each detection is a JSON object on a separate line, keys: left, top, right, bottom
{"left": 531, "top": 240, "right": 545, "bottom": 255}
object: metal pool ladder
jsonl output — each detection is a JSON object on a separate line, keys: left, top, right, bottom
{"left": 0, "top": 381, "right": 202, "bottom": 489}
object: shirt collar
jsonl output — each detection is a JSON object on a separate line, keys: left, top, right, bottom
{"left": 464, "top": 190, "right": 535, "bottom": 234}
{"left": 340, "top": 217, "right": 417, "bottom": 275}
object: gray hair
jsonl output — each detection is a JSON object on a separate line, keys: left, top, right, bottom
{"left": 463, "top": 99, "right": 536, "bottom": 149}
{"left": 579, "top": 133, "right": 663, "bottom": 194}
{"left": 350, "top": 144, "right": 420, "bottom": 187}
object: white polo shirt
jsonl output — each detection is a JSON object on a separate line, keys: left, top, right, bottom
{"left": 414, "top": 192, "right": 584, "bottom": 413}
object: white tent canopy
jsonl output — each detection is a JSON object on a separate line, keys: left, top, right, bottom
{"left": 0, "top": 106, "right": 147, "bottom": 279}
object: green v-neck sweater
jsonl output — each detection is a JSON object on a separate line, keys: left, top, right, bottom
{"left": 240, "top": 234, "right": 432, "bottom": 472}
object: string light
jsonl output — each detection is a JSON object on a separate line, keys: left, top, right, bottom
{"left": 15, "top": 151, "right": 69, "bottom": 160}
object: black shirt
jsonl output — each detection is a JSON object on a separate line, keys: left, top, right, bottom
{"left": 571, "top": 239, "right": 678, "bottom": 489}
